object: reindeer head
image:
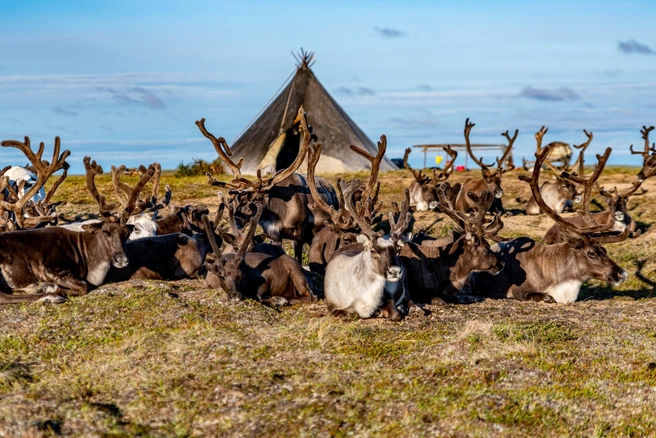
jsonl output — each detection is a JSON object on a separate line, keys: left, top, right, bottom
{"left": 403, "top": 145, "right": 457, "bottom": 210}
{"left": 436, "top": 182, "right": 505, "bottom": 275}
{"left": 81, "top": 219, "right": 133, "bottom": 269}
{"left": 463, "top": 118, "right": 516, "bottom": 199}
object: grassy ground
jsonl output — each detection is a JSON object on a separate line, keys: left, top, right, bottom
{"left": 2, "top": 167, "right": 656, "bottom": 437}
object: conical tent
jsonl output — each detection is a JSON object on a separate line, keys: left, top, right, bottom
{"left": 230, "top": 51, "right": 398, "bottom": 175}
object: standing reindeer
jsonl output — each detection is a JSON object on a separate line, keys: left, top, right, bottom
{"left": 403, "top": 145, "right": 457, "bottom": 211}
{"left": 198, "top": 108, "right": 338, "bottom": 263}
{"left": 525, "top": 127, "right": 587, "bottom": 215}
{"left": 455, "top": 118, "right": 516, "bottom": 214}
{"left": 324, "top": 180, "right": 412, "bottom": 321}
{"left": 471, "top": 146, "right": 638, "bottom": 303}
{"left": 400, "top": 183, "right": 504, "bottom": 305}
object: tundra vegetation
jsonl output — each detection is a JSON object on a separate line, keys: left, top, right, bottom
{"left": 2, "top": 119, "right": 656, "bottom": 436}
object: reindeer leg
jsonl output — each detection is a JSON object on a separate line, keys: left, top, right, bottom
{"left": 379, "top": 298, "right": 402, "bottom": 321}
{"left": 518, "top": 291, "right": 556, "bottom": 303}
{"left": 293, "top": 239, "right": 304, "bottom": 265}
{"left": 0, "top": 290, "right": 65, "bottom": 304}
{"left": 255, "top": 284, "right": 289, "bottom": 308}
{"left": 49, "top": 274, "right": 89, "bottom": 297}
{"left": 286, "top": 267, "right": 317, "bottom": 305}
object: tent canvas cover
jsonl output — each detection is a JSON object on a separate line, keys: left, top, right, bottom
{"left": 230, "top": 51, "right": 398, "bottom": 175}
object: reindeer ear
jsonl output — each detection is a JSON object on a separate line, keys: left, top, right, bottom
{"left": 81, "top": 222, "right": 103, "bottom": 233}
{"left": 356, "top": 234, "right": 372, "bottom": 249}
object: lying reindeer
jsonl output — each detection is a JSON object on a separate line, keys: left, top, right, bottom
{"left": 324, "top": 180, "right": 412, "bottom": 321}
{"left": 400, "top": 183, "right": 504, "bottom": 305}
{"left": 0, "top": 154, "right": 139, "bottom": 304}
{"left": 307, "top": 133, "right": 385, "bottom": 274}
{"left": 203, "top": 205, "right": 316, "bottom": 308}
{"left": 455, "top": 118, "right": 516, "bottom": 214}
{"left": 525, "top": 127, "right": 588, "bottom": 215}
{"left": 403, "top": 145, "right": 457, "bottom": 211}
{"left": 543, "top": 181, "right": 642, "bottom": 244}
{"left": 471, "top": 146, "right": 638, "bottom": 303}
{"left": 629, "top": 125, "right": 656, "bottom": 183}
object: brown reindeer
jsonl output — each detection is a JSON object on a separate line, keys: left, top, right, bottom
{"left": 629, "top": 125, "right": 656, "bottom": 182}
{"left": 0, "top": 136, "right": 70, "bottom": 231}
{"left": 400, "top": 183, "right": 504, "bottom": 305}
{"left": 525, "top": 127, "right": 586, "bottom": 215}
{"left": 543, "top": 180, "right": 643, "bottom": 244}
{"left": 455, "top": 118, "right": 516, "bottom": 214}
{"left": 324, "top": 179, "right": 412, "bottom": 321}
{"left": 0, "top": 156, "right": 150, "bottom": 304}
{"left": 471, "top": 146, "right": 638, "bottom": 303}
{"left": 403, "top": 145, "right": 457, "bottom": 211}
{"left": 198, "top": 108, "right": 338, "bottom": 263}
{"left": 202, "top": 206, "right": 316, "bottom": 308}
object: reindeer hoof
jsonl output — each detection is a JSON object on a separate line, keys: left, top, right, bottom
{"left": 269, "top": 297, "right": 290, "bottom": 308}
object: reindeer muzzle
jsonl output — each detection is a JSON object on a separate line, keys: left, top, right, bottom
{"left": 494, "top": 190, "right": 503, "bottom": 199}
{"left": 112, "top": 253, "right": 129, "bottom": 269}
{"left": 386, "top": 266, "right": 403, "bottom": 282}
{"left": 574, "top": 195, "right": 582, "bottom": 203}
{"left": 614, "top": 211, "right": 625, "bottom": 221}
{"left": 428, "top": 201, "right": 438, "bottom": 210}
{"left": 609, "top": 270, "right": 628, "bottom": 287}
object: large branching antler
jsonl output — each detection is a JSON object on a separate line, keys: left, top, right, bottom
{"left": 351, "top": 135, "right": 385, "bottom": 203}
{"left": 110, "top": 163, "right": 158, "bottom": 221}
{"left": 565, "top": 129, "right": 593, "bottom": 176}
{"left": 306, "top": 141, "right": 356, "bottom": 231}
{"left": 519, "top": 146, "right": 637, "bottom": 244}
{"left": 0, "top": 136, "right": 70, "bottom": 229}
{"left": 84, "top": 156, "right": 117, "bottom": 217}
{"left": 196, "top": 118, "right": 244, "bottom": 183}
{"left": 342, "top": 178, "right": 382, "bottom": 239}
{"left": 497, "top": 129, "right": 517, "bottom": 174}
{"left": 387, "top": 188, "right": 412, "bottom": 241}
{"left": 464, "top": 118, "right": 495, "bottom": 171}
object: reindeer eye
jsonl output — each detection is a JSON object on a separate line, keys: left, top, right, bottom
{"left": 587, "top": 250, "right": 597, "bottom": 259}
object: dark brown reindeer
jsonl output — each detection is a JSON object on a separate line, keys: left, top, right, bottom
{"left": 455, "top": 118, "right": 516, "bottom": 214}
{"left": 324, "top": 179, "right": 412, "bottom": 321}
{"left": 400, "top": 183, "right": 504, "bottom": 305}
{"left": 471, "top": 146, "right": 638, "bottom": 303}
{"left": 543, "top": 180, "right": 643, "bottom": 244}
{"left": 525, "top": 127, "right": 586, "bottom": 215}
{"left": 0, "top": 136, "right": 70, "bottom": 231}
{"left": 629, "top": 125, "right": 656, "bottom": 182}
{"left": 0, "top": 156, "right": 145, "bottom": 304}
{"left": 307, "top": 137, "right": 385, "bottom": 274}
{"left": 198, "top": 108, "right": 338, "bottom": 263}
{"left": 202, "top": 206, "right": 316, "bottom": 308}
{"left": 403, "top": 145, "right": 457, "bottom": 211}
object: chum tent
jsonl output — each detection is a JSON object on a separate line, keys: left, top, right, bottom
{"left": 230, "top": 50, "right": 398, "bottom": 175}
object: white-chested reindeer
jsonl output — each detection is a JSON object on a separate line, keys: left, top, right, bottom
{"left": 471, "top": 146, "right": 638, "bottom": 303}
{"left": 324, "top": 179, "right": 412, "bottom": 321}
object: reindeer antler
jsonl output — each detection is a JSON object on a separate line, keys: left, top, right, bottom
{"left": 403, "top": 147, "right": 429, "bottom": 183}
{"left": 196, "top": 118, "right": 244, "bottom": 184}
{"left": 566, "top": 129, "right": 593, "bottom": 176}
{"left": 0, "top": 137, "right": 70, "bottom": 228}
{"left": 433, "top": 145, "right": 457, "bottom": 183}
{"left": 464, "top": 118, "right": 494, "bottom": 171}
{"left": 629, "top": 125, "right": 655, "bottom": 160}
{"left": 351, "top": 135, "right": 386, "bottom": 203}
{"left": 84, "top": 156, "right": 117, "bottom": 217}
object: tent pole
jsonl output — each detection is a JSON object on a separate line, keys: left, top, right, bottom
{"left": 423, "top": 148, "right": 427, "bottom": 169}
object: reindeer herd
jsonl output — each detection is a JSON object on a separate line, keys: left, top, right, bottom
{"left": 0, "top": 109, "right": 655, "bottom": 322}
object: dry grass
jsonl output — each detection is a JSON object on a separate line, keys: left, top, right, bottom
{"left": 2, "top": 167, "right": 656, "bottom": 437}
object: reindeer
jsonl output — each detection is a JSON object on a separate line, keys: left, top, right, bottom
{"left": 0, "top": 137, "right": 70, "bottom": 231}
{"left": 471, "top": 146, "right": 638, "bottom": 303}
{"left": 525, "top": 127, "right": 587, "bottom": 215}
{"left": 0, "top": 154, "right": 145, "bottom": 304}
{"left": 629, "top": 125, "right": 656, "bottom": 182}
{"left": 324, "top": 180, "right": 412, "bottom": 321}
{"left": 202, "top": 206, "right": 316, "bottom": 308}
{"left": 403, "top": 145, "right": 457, "bottom": 211}
{"left": 455, "top": 118, "right": 516, "bottom": 214}
{"left": 198, "top": 108, "right": 338, "bottom": 263}
{"left": 400, "top": 183, "right": 504, "bottom": 305}
{"left": 307, "top": 136, "right": 385, "bottom": 274}
{"left": 543, "top": 180, "right": 643, "bottom": 244}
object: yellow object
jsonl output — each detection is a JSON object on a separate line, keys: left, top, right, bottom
{"left": 435, "top": 156, "right": 443, "bottom": 165}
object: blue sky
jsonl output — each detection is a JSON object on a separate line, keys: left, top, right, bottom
{"left": 1, "top": 0, "right": 655, "bottom": 173}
